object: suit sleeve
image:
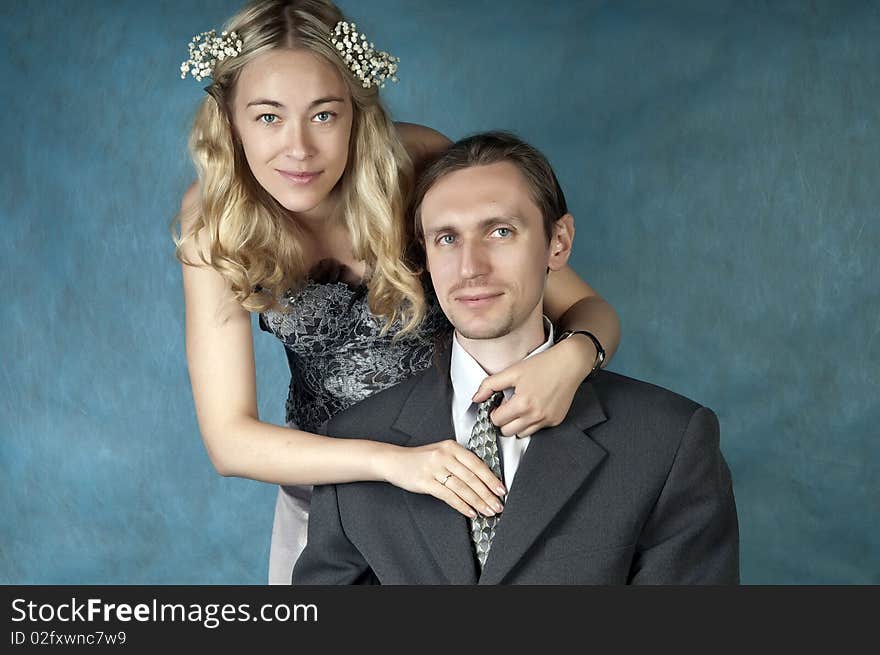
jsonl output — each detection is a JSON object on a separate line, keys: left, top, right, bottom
{"left": 291, "top": 482, "right": 378, "bottom": 585}
{"left": 629, "top": 406, "right": 740, "bottom": 584}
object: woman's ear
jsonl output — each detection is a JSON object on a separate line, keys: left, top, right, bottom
{"left": 547, "top": 213, "right": 574, "bottom": 272}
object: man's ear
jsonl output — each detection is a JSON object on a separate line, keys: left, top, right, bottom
{"left": 547, "top": 213, "right": 574, "bottom": 272}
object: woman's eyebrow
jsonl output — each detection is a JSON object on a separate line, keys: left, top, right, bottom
{"left": 246, "top": 98, "right": 285, "bottom": 108}
{"left": 245, "top": 96, "right": 345, "bottom": 109}
{"left": 308, "top": 96, "right": 345, "bottom": 107}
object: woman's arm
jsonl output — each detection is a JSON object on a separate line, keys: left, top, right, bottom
{"left": 473, "top": 266, "right": 621, "bottom": 437}
{"left": 543, "top": 264, "right": 621, "bottom": 364}
{"left": 179, "top": 184, "right": 383, "bottom": 484}
{"left": 396, "top": 122, "right": 452, "bottom": 172}
{"left": 177, "top": 184, "right": 503, "bottom": 516}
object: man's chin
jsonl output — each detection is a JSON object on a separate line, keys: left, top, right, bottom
{"left": 453, "top": 318, "right": 514, "bottom": 341}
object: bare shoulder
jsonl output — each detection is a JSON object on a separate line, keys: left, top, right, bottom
{"left": 176, "top": 180, "right": 210, "bottom": 263}
{"left": 179, "top": 181, "right": 201, "bottom": 233}
{"left": 395, "top": 122, "right": 452, "bottom": 167}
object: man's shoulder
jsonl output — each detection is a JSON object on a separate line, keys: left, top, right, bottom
{"left": 587, "top": 369, "right": 714, "bottom": 445}
{"left": 583, "top": 369, "right": 721, "bottom": 474}
{"left": 590, "top": 369, "right": 704, "bottom": 417}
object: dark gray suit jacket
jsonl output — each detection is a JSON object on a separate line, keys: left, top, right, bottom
{"left": 293, "top": 348, "right": 739, "bottom": 585}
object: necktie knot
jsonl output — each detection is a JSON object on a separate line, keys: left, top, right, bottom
{"left": 478, "top": 391, "right": 504, "bottom": 416}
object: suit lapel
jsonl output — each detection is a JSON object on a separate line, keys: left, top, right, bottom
{"left": 392, "top": 346, "right": 478, "bottom": 585}
{"left": 478, "top": 380, "right": 609, "bottom": 585}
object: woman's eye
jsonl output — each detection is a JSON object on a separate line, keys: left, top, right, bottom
{"left": 438, "top": 235, "right": 455, "bottom": 245}
{"left": 258, "top": 114, "right": 279, "bottom": 125}
{"left": 313, "top": 111, "right": 335, "bottom": 123}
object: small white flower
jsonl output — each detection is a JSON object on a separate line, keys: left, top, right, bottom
{"left": 180, "top": 28, "right": 244, "bottom": 82}
{"left": 327, "top": 20, "right": 399, "bottom": 90}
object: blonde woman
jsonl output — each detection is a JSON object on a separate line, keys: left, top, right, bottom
{"left": 175, "top": 0, "right": 621, "bottom": 583}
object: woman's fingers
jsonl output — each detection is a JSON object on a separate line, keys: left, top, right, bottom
{"left": 390, "top": 440, "right": 508, "bottom": 519}
{"left": 471, "top": 369, "right": 515, "bottom": 404}
{"left": 491, "top": 396, "right": 541, "bottom": 437}
{"left": 430, "top": 481, "right": 479, "bottom": 519}
{"left": 452, "top": 445, "right": 506, "bottom": 497}
{"left": 511, "top": 421, "right": 543, "bottom": 438}
{"left": 443, "top": 458, "right": 504, "bottom": 516}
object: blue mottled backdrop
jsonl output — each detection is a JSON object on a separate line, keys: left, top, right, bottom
{"left": 1, "top": 0, "right": 877, "bottom": 584}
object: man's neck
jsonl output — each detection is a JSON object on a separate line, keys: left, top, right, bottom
{"left": 455, "top": 311, "right": 547, "bottom": 375}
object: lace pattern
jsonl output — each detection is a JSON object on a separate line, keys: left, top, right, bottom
{"left": 259, "top": 279, "right": 449, "bottom": 432}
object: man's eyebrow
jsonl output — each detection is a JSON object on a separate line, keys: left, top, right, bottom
{"left": 245, "top": 96, "right": 346, "bottom": 109}
{"left": 423, "top": 215, "right": 525, "bottom": 237}
{"left": 423, "top": 225, "right": 457, "bottom": 239}
{"left": 473, "top": 215, "right": 526, "bottom": 230}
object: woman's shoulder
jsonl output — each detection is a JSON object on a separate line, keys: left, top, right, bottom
{"left": 176, "top": 181, "right": 210, "bottom": 262}
{"left": 178, "top": 181, "right": 201, "bottom": 231}
{"left": 395, "top": 122, "right": 452, "bottom": 168}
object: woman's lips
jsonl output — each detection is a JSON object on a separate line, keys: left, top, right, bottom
{"left": 277, "top": 169, "right": 322, "bottom": 185}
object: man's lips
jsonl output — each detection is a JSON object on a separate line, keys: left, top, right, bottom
{"left": 454, "top": 291, "right": 504, "bottom": 306}
{"left": 277, "top": 169, "right": 322, "bottom": 184}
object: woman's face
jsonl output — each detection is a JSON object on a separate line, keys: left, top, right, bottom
{"left": 231, "top": 48, "right": 354, "bottom": 221}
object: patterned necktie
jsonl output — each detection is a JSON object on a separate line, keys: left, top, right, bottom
{"left": 468, "top": 391, "right": 504, "bottom": 570}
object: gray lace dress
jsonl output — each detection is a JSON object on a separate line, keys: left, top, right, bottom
{"left": 258, "top": 264, "right": 449, "bottom": 584}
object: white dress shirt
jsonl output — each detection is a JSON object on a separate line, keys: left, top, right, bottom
{"left": 449, "top": 317, "right": 555, "bottom": 492}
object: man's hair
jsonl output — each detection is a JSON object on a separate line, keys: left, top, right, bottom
{"left": 410, "top": 131, "right": 569, "bottom": 246}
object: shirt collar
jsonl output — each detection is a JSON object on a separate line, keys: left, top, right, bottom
{"left": 450, "top": 316, "right": 555, "bottom": 420}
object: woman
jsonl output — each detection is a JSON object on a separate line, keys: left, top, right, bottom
{"left": 174, "top": 0, "right": 621, "bottom": 583}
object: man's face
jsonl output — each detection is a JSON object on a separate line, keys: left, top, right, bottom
{"left": 421, "top": 161, "right": 566, "bottom": 341}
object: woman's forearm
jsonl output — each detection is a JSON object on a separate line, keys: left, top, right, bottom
{"left": 556, "top": 294, "right": 621, "bottom": 368}
{"left": 202, "top": 416, "right": 504, "bottom": 518}
{"left": 203, "top": 416, "right": 391, "bottom": 485}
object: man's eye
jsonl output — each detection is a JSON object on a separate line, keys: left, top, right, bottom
{"left": 258, "top": 114, "right": 279, "bottom": 125}
{"left": 493, "top": 227, "right": 512, "bottom": 238}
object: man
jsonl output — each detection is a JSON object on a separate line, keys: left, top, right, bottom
{"left": 292, "top": 132, "right": 739, "bottom": 584}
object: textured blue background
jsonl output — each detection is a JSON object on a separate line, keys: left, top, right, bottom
{"left": 1, "top": 0, "right": 877, "bottom": 584}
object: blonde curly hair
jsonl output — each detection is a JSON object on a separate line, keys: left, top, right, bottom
{"left": 173, "top": 0, "right": 425, "bottom": 334}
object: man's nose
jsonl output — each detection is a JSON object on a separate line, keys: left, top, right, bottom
{"left": 459, "top": 239, "right": 491, "bottom": 279}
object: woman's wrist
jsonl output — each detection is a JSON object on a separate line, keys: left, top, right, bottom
{"left": 552, "top": 330, "right": 600, "bottom": 378}
{"left": 365, "top": 440, "right": 399, "bottom": 483}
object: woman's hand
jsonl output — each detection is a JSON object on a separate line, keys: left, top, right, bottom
{"left": 471, "top": 336, "right": 595, "bottom": 437}
{"left": 380, "top": 440, "right": 506, "bottom": 519}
